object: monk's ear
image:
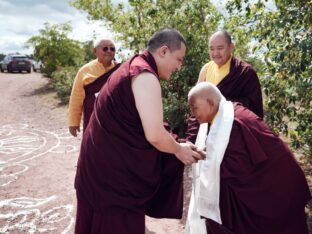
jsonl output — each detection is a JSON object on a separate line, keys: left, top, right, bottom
{"left": 207, "top": 98, "right": 214, "bottom": 107}
{"left": 207, "top": 98, "right": 217, "bottom": 112}
{"left": 158, "top": 45, "right": 169, "bottom": 57}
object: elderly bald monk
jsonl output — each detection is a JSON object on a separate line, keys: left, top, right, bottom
{"left": 186, "top": 82, "right": 311, "bottom": 234}
{"left": 74, "top": 28, "right": 205, "bottom": 234}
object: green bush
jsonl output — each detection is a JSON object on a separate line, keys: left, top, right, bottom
{"left": 27, "top": 22, "right": 86, "bottom": 77}
{"left": 51, "top": 66, "right": 78, "bottom": 103}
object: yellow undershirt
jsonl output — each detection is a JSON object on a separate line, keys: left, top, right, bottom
{"left": 205, "top": 56, "right": 232, "bottom": 85}
{"left": 211, "top": 112, "right": 217, "bottom": 125}
{"left": 67, "top": 59, "right": 116, "bottom": 126}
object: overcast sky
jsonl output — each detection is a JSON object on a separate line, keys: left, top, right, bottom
{"left": 0, "top": 0, "right": 124, "bottom": 55}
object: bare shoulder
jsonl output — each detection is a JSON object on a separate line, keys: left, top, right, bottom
{"left": 131, "top": 72, "right": 161, "bottom": 98}
{"left": 132, "top": 72, "right": 159, "bottom": 86}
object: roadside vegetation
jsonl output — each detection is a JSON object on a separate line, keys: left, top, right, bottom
{"left": 26, "top": 22, "right": 95, "bottom": 103}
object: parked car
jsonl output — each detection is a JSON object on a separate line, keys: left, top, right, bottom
{"left": 31, "top": 60, "right": 44, "bottom": 72}
{"left": 0, "top": 54, "right": 31, "bottom": 73}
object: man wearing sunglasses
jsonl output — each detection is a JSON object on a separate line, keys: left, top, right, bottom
{"left": 68, "top": 38, "right": 120, "bottom": 137}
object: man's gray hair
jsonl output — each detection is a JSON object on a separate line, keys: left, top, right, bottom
{"left": 188, "top": 82, "right": 222, "bottom": 103}
{"left": 93, "top": 38, "right": 115, "bottom": 48}
{"left": 147, "top": 28, "right": 187, "bottom": 52}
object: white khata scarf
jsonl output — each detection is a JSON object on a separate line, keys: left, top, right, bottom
{"left": 185, "top": 98, "right": 234, "bottom": 234}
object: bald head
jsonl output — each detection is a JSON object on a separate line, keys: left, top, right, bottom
{"left": 188, "top": 82, "right": 222, "bottom": 123}
{"left": 188, "top": 82, "right": 222, "bottom": 104}
{"left": 209, "top": 31, "right": 232, "bottom": 45}
{"left": 208, "top": 30, "right": 234, "bottom": 67}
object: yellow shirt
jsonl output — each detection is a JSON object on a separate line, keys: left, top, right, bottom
{"left": 205, "top": 56, "right": 232, "bottom": 85}
{"left": 67, "top": 59, "right": 116, "bottom": 126}
{"left": 211, "top": 112, "right": 217, "bottom": 125}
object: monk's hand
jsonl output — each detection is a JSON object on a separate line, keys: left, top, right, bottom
{"left": 69, "top": 126, "right": 80, "bottom": 137}
{"left": 175, "top": 142, "right": 204, "bottom": 165}
{"left": 187, "top": 141, "right": 206, "bottom": 160}
{"left": 193, "top": 147, "right": 206, "bottom": 160}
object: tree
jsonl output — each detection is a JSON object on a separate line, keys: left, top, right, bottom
{"left": 81, "top": 40, "right": 96, "bottom": 62}
{"left": 50, "top": 39, "right": 96, "bottom": 103}
{"left": 226, "top": 0, "right": 312, "bottom": 155}
{"left": 26, "top": 22, "right": 85, "bottom": 77}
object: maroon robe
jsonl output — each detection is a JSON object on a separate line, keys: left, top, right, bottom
{"left": 75, "top": 50, "right": 184, "bottom": 233}
{"left": 82, "top": 63, "right": 121, "bottom": 131}
{"left": 185, "top": 57, "right": 263, "bottom": 143}
{"left": 205, "top": 103, "right": 311, "bottom": 234}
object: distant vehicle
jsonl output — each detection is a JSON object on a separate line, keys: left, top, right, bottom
{"left": 0, "top": 54, "right": 31, "bottom": 73}
{"left": 32, "top": 61, "right": 44, "bottom": 72}
{"left": 31, "top": 60, "right": 44, "bottom": 72}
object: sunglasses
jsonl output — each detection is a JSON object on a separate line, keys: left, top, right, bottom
{"left": 102, "top": 46, "right": 116, "bottom": 52}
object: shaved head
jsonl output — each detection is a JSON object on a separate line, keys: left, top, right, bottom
{"left": 209, "top": 31, "right": 232, "bottom": 45}
{"left": 208, "top": 30, "right": 234, "bottom": 67}
{"left": 188, "top": 82, "right": 222, "bottom": 104}
{"left": 188, "top": 82, "right": 222, "bottom": 123}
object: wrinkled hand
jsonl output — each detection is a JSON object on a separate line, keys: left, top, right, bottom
{"left": 175, "top": 142, "right": 206, "bottom": 165}
{"left": 69, "top": 126, "right": 80, "bottom": 137}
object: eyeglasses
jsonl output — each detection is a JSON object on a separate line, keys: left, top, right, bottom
{"left": 102, "top": 46, "right": 116, "bottom": 52}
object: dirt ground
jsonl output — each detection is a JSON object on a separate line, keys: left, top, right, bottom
{"left": 0, "top": 72, "right": 311, "bottom": 233}
{"left": 0, "top": 71, "right": 193, "bottom": 234}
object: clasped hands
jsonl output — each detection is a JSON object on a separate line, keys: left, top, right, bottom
{"left": 175, "top": 142, "right": 206, "bottom": 165}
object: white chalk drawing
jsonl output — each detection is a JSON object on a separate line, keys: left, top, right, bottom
{"left": 0, "top": 196, "right": 74, "bottom": 234}
{"left": 0, "top": 124, "right": 78, "bottom": 233}
{"left": 0, "top": 124, "right": 77, "bottom": 186}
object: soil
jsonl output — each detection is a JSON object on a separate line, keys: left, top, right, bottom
{"left": 0, "top": 72, "right": 310, "bottom": 233}
{"left": 0, "top": 71, "right": 192, "bottom": 234}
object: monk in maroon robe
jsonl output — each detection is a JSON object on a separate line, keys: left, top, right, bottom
{"left": 74, "top": 29, "right": 205, "bottom": 234}
{"left": 82, "top": 63, "right": 120, "bottom": 130}
{"left": 185, "top": 31, "right": 263, "bottom": 143}
{"left": 187, "top": 82, "right": 311, "bottom": 234}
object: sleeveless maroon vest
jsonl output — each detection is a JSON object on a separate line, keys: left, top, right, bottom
{"left": 75, "top": 50, "right": 184, "bottom": 218}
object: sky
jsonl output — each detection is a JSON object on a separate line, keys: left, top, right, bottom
{"left": 0, "top": 0, "right": 124, "bottom": 55}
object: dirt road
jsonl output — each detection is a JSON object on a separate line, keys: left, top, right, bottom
{"left": 0, "top": 72, "right": 191, "bottom": 233}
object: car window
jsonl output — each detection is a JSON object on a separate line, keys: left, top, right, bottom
{"left": 13, "top": 57, "right": 28, "bottom": 61}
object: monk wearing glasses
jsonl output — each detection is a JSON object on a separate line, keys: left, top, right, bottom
{"left": 68, "top": 38, "right": 120, "bottom": 137}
